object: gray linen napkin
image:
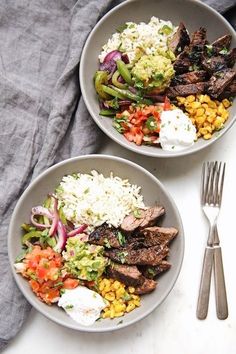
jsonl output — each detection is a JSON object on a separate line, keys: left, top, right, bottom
{"left": 0, "top": 0, "right": 120, "bottom": 351}
{"left": 0, "top": 0, "right": 235, "bottom": 351}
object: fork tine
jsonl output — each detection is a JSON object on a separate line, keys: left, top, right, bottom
{"left": 218, "top": 162, "right": 226, "bottom": 206}
{"left": 201, "top": 162, "right": 206, "bottom": 205}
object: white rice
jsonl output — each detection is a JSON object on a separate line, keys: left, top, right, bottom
{"left": 56, "top": 170, "right": 145, "bottom": 231}
{"left": 99, "top": 16, "right": 177, "bottom": 64}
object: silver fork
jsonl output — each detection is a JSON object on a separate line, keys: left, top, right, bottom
{"left": 196, "top": 161, "right": 228, "bottom": 320}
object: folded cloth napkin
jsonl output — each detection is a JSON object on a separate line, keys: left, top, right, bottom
{"left": 0, "top": 0, "right": 235, "bottom": 351}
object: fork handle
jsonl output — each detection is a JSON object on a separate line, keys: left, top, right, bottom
{"left": 214, "top": 246, "right": 228, "bottom": 319}
{"left": 197, "top": 247, "right": 214, "bottom": 320}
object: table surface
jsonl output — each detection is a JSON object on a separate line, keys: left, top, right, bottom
{"left": 4, "top": 124, "right": 236, "bottom": 354}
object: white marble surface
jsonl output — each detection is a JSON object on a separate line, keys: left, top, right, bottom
{"left": 4, "top": 124, "right": 236, "bottom": 354}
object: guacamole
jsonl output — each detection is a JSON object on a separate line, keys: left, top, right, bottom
{"left": 131, "top": 53, "right": 175, "bottom": 91}
{"left": 63, "top": 237, "right": 108, "bottom": 281}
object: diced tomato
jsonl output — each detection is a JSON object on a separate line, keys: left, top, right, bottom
{"left": 163, "top": 96, "right": 171, "bottom": 111}
{"left": 37, "top": 267, "right": 48, "bottom": 279}
{"left": 29, "top": 279, "right": 40, "bottom": 292}
{"left": 63, "top": 278, "right": 80, "bottom": 289}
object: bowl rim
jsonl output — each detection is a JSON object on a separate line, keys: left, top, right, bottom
{"left": 80, "top": 0, "right": 236, "bottom": 158}
{"left": 8, "top": 154, "right": 184, "bottom": 332}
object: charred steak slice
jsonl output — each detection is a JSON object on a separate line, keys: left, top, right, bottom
{"left": 211, "top": 34, "right": 232, "bottom": 54}
{"left": 105, "top": 245, "right": 169, "bottom": 266}
{"left": 166, "top": 82, "right": 206, "bottom": 98}
{"left": 202, "top": 49, "right": 236, "bottom": 73}
{"left": 134, "top": 277, "right": 157, "bottom": 295}
{"left": 206, "top": 69, "right": 236, "bottom": 98}
{"left": 190, "top": 27, "right": 207, "bottom": 49}
{"left": 121, "top": 206, "right": 165, "bottom": 233}
{"left": 174, "top": 51, "right": 192, "bottom": 74}
{"left": 88, "top": 224, "right": 124, "bottom": 249}
{"left": 171, "top": 70, "right": 208, "bottom": 86}
{"left": 168, "top": 22, "right": 190, "bottom": 55}
{"left": 139, "top": 261, "right": 172, "bottom": 279}
{"left": 137, "top": 226, "right": 178, "bottom": 248}
{"left": 106, "top": 263, "right": 143, "bottom": 286}
{"left": 218, "top": 79, "right": 236, "bottom": 99}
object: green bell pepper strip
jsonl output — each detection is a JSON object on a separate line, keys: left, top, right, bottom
{"left": 99, "top": 109, "right": 116, "bottom": 116}
{"left": 111, "top": 70, "right": 127, "bottom": 89}
{"left": 109, "top": 85, "right": 153, "bottom": 105}
{"left": 101, "top": 85, "right": 126, "bottom": 99}
{"left": 22, "top": 230, "right": 42, "bottom": 245}
{"left": 94, "top": 71, "right": 110, "bottom": 99}
{"left": 116, "top": 60, "right": 133, "bottom": 85}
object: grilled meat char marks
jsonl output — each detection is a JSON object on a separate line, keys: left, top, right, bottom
{"left": 88, "top": 223, "right": 123, "bottom": 248}
{"left": 104, "top": 245, "right": 169, "bottom": 266}
{"left": 121, "top": 205, "right": 165, "bottom": 233}
{"left": 106, "top": 263, "right": 143, "bottom": 286}
{"left": 206, "top": 69, "right": 236, "bottom": 99}
{"left": 169, "top": 25, "right": 236, "bottom": 99}
{"left": 87, "top": 207, "right": 178, "bottom": 295}
{"left": 168, "top": 22, "right": 190, "bottom": 55}
{"left": 139, "top": 261, "right": 172, "bottom": 279}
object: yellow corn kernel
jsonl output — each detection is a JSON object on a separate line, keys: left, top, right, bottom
{"left": 203, "top": 133, "right": 212, "bottom": 140}
{"left": 199, "top": 127, "right": 208, "bottom": 135}
{"left": 206, "top": 115, "right": 215, "bottom": 123}
{"left": 221, "top": 110, "right": 229, "bottom": 120}
{"left": 104, "top": 292, "right": 115, "bottom": 302}
{"left": 222, "top": 99, "right": 231, "bottom": 108}
{"left": 133, "top": 299, "right": 141, "bottom": 307}
{"left": 214, "top": 117, "right": 224, "bottom": 129}
{"left": 114, "top": 312, "right": 124, "bottom": 318}
{"left": 195, "top": 108, "right": 205, "bottom": 117}
{"left": 208, "top": 100, "right": 217, "bottom": 109}
{"left": 203, "top": 95, "right": 211, "bottom": 103}
{"left": 191, "top": 101, "right": 201, "bottom": 109}
{"left": 126, "top": 302, "right": 136, "bottom": 313}
{"left": 128, "top": 287, "right": 135, "bottom": 294}
{"left": 111, "top": 280, "right": 121, "bottom": 291}
{"left": 186, "top": 95, "right": 195, "bottom": 103}
{"left": 116, "top": 287, "right": 125, "bottom": 299}
{"left": 176, "top": 96, "right": 185, "bottom": 104}
{"left": 195, "top": 116, "right": 205, "bottom": 125}
{"left": 198, "top": 94, "right": 205, "bottom": 103}
{"left": 217, "top": 103, "right": 225, "bottom": 115}
{"left": 114, "top": 303, "right": 126, "bottom": 313}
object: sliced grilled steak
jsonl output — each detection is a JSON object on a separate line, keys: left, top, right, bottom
{"left": 202, "top": 49, "right": 236, "bottom": 73}
{"left": 134, "top": 277, "right": 157, "bottom": 295}
{"left": 171, "top": 70, "right": 208, "bottom": 86}
{"left": 120, "top": 206, "right": 165, "bottom": 233}
{"left": 139, "top": 261, "right": 172, "bottom": 279}
{"left": 88, "top": 224, "right": 123, "bottom": 249}
{"left": 174, "top": 51, "right": 192, "bottom": 74}
{"left": 218, "top": 79, "right": 236, "bottom": 99}
{"left": 136, "top": 226, "right": 178, "bottom": 247}
{"left": 206, "top": 69, "right": 236, "bottom": 98}
{"left": 211, "top": 34, "right": 232, "bottom": 54}
{"left": 106, "top": 263, "right": 143, "bottom": 286}
{"left": 168, "top": 22, "right": 190, "bottom": 55}
{"left": 166, "top": 82, "right": 206, "bottom": 97}
{"left": 104, "top": 245, "right": 169, "bottom": 266}
{"left": 190, "top": 27, "right": 207, "bottom": 48}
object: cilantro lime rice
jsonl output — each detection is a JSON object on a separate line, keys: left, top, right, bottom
{"left": 55, "top": 170, "right": 145, "bottom": 231}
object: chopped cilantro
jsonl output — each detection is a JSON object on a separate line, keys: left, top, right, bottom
{"left": 116, "top": 23, "right": 128, "bottom": 33}
{"left": 117, "top": 231, "right": 126, "bottom": 246}
{"left": 117, "top": 251, "right": 128, "bottom": 264}
{"left": 133, "top": 209, "right": 142, "bottom": 219}
{"left": 104, "top": 238, "right": 111, "bottom": 248}
{"left": 65, "top": 304, "right": 74, "bottom": 310}
{"left": 219, "top": 47, "right": 228, "bottom": 55}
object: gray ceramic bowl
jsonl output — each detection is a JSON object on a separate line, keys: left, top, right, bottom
{"left": 80, "top": 0, "right": 236, "bottom": 157}
{"left": 8, "top": 155, "right": 184, "bottom": 331}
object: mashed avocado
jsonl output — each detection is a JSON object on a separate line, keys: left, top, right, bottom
{"left": 131, "top": 54, "right": 175, "bottom": 91}
{"left": 63, "top": 237, "right": 108, "bottom": 281}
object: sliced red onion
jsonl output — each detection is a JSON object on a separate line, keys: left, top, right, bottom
{"left": 117, "top": 75, "right": 125, "bottom": 84}
{"left": 121, "top": 53, "right": 129, "bottom": 64}
{"left": 67, "top": 224, "right": 88, "bottom": 237}
{"left": 54, "top": 220, "right": 67, "bottom": 252}
{"left": 128, "top": 86, "right": 138, "bottom": 94}
{"left": 31, "top": 206, "right": 53, "bottom": 228}
{"left": 99, "top": 50, "right": 122, "bottom": 74}
{"left": 103, "top": 50, "right": 122, "bottom": 63}
{"left": 49, "top": 195, "right": 59, "bottom": 237}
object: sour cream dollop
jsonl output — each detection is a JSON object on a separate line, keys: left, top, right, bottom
{"left": 159, "top": 109, "right": 197, "bottom": 151}
{"left": 58, "top": 286, "right": 107, "bottom": 325}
